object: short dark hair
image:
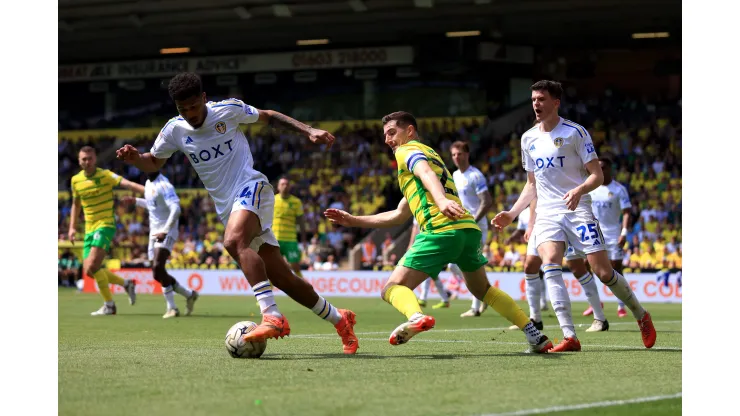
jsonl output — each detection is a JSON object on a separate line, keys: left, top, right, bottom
{"left": 168, "top": 72, "right": 202, "bottom": 101}
{"left": 599, "top": 156, "right": 613, "bottom": 166}
{"left": 381, "top": 111, "right": 418, "bottom": 131}
{"left": 79, "top": 146, "right": 96, "bottom": 154}
{"left": 530, "top": 80, "right": 563, "bottom": 100}
{"left": 450, "top": 141, "right": 470, "bottom": 153}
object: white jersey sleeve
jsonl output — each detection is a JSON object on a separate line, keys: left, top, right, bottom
{"left": 521, "top": 136, "right": 535, "bottom": 172}
{"left": 617, "top": 184, "right": 632, "bottom": 210}
{"left": 161, "top": 180, "right": 180, "bottom": 208}
{"left": 151, "top": 117, "right": 181, "bottom": 159}
{"left": 574, "top": 128, "right": 598, "bottom": 166}
{"left": 473, "top": 170, "right": 488, "bottom": 195}
{"left": 217, "top": 99, "right": 260, "bottom": 125}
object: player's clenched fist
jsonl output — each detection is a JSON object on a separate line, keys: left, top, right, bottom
{"left": 308, "top": 128, "right": 335, "bottom": 148}
{"left": 116, "top": 144, "right": 141, "bottom": 163}
{"left": 491, "top": 211, "right": 515, "bottom": 231}
{"left": 438, "top": 199, "right": 465, "bottom": 220}
{"left": 324, "top": 208, "right": 354, "bottom": 227}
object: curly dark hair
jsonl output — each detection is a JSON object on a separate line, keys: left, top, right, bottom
{"left": 168, "top": 72, "right": 202, "bottom": 101}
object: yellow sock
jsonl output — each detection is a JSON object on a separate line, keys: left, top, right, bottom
{"left": 483, "top": 286, "right": 529, "bottom": 329}
{"left": 103, "top": 269, "right": 126, "bottom": 286}
{"left": 93, "top": 269, "right": 113, "bottom": 302}
{"left": 383, "top": 285, "right": 423, "bottom": 319}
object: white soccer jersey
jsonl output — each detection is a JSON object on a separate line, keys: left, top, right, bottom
{"left": 517, "top": 208, "right": 530, "bottom": 231}
{"left": 151, "top": 99, "right": 267, "bottom": 219}
{"left": 590, "top": 180, "right": 631, "bottom": 244}
{"left": 452, "top": 166, "right": 489, "bottom": 229}
{"left": 143, "top": 174, "right": 180, "bottom": 234}
{"left": 521, "top": 118, "right": 598, "bottom": 215}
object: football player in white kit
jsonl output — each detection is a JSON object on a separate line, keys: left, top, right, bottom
{"left": 447, "top": 141, "right": 494, "bottom": 318}
{"left": 121, "top": 172, "right": 198, "bottom": 318}
{"left": 581, "top": 156, "right": 632, "bottom": 318}
{"left": 507, "top": 197, "right": 610, "bottom": 333}
{"left": 117, "top": 72, "right": 359, "bottom": 354}
{"left": 493, "top": 80, "right": 655, "bottom": 351}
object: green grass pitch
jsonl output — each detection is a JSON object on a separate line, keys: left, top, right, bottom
{"left": 58, "top": 289, "right": 681, "bottom": 416}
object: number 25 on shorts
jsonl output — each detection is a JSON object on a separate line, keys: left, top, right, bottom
{"left": 576, "top": 223, "right": 599, "bottom": 243}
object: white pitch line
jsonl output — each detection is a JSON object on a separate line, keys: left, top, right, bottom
{"left": 479, "top": 392, "right": 682, "bottom": 416}
{"left": 291, "top": 320, "right": 682, "bottom": 339}
{"left": 292, "top": 336, "right": 682, "bottom": 350}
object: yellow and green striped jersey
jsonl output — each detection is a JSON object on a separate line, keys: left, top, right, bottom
{"left": 395, "top": 140, "right": 478, "bottom": 234}
{"left": 273, "top": 194, "right": 304, "bottom": 242}
{"left": 71, "top": 168, "right": 122, "bottom": 233}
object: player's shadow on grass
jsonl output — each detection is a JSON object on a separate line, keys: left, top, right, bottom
{"left": 606, "top": 329, "right": 682, "bottom": 334}
{"left": 257, "top": 352, "right": 566, "bottom": 361}
{"left": 121, "top": 313, "right": 259, "bottom": 319}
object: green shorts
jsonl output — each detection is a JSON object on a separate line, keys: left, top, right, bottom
{"left": 83, "top": 227, "right": 116, "bottom": 259}
{"left": 279, "top": 241, "right": 302, "bottom": 264}
{"left": 400, "top": 228, "right": 487, "bottom": 277}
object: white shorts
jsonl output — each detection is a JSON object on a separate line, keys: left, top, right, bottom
{"left": 534, "top": 210, "right": 606, "bottom": 257}
{"left": 148, "top": 230, "right": 178, "bottom": 260}
{"left": 220, "top": 180, "right": 279, "bottom": 251}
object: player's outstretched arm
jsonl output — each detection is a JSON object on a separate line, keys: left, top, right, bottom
{"left": 325, "top": 198, "right": 412, "bottom": 229}
{"left": 257, "top": 109, "right": 335, "bottom": 148}
{"left": 563, "top": 159, "right": 604, "bottom": 211}
{"left": 492, "top": 172, "right": 537, "bottom": 231}
{"left": 412, "top": 160, "right": 465, "bottom": 219}
{"left": 119, "top": 178, "right": 145, "bottom": 194}
{"left": 116, "top": 144, "right": 167, "bottom": 173}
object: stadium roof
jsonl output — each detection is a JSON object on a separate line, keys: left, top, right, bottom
{"left": 59, "top": 0, "right": 681, "bottom": 63}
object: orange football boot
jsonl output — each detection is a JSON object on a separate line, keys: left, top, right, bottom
{"left": 637, "top": 310, "right": 656, "bottom": 348}
{"left": 389, "top": 315, "right": 436, "bottom": 345}
{"left": 549, "top": 337, "right": 582, "bottom": 352}
{"left": 243, "top": 314, "right": 291, "bottom": 342}
{"left": 334, "top": 309, "right": 359, "bottom": 354}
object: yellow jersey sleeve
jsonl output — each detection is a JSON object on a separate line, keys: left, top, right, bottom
{"left": 102, "top": 169, "right": 123, "bottom": 187}
{"left": 395, "top": 144, "right": 428, "bottom": 174}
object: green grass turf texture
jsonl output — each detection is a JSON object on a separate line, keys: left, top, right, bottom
{"left": 58, "top": 289, "right": 681, "bottom": 416}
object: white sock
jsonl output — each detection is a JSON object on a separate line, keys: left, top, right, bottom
{"left": 410, "top": 312, "right": 425, "bottom": 321}
{"left": 311, "top": 296, "right": 342, "bottom": 325}
{"left": 471, "top": 297, "right": 482, "bottom": 311}
{"left": 543, "top": 264, "right": 576, "bottom": 339}
{"left": 253, "top": 280, "right": 281, "bottom": 317}
{"left": 448, "top": 263, "right": 463, "bottom": 278}
{"left": 163, "top": 285, "right": 177, "bottom": 309}
{"left": 605, "top": 270, "right": 646, "bottom": 319}
{"left": 172, "top": 280, "right": 193, "bottom": 298}
{"left": 576, "top": 272, "right": 606, "bottom": 321}
{"left": 539, "top": 276, "right": 548, "bottom": 306}
{"left": 432, "top": 277, "right": 449, "bottom": 302}
{"left": 618, "top": 301, "right": 626, "bottom": 310}
{"left": 525, "top": 273, "right": 542, "bottom": 321}
{"left": 522, "top": 321, "right": 543, "bottom": 344}
{"left": 420, "top": 278, "right": 431, "bottom": 301}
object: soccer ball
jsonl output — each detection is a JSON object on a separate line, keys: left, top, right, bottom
{"left": 224, "top": 321, "right": 267, "bottom": 358}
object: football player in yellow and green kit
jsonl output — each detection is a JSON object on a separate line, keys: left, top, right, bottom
{"left": 273, "top": 176, "right": 307, "bottom": 278}
{"left": 325, "top": 111, "right": 553, "bottom": 352}
{"left": 68, "top": 146, "right": 145, "bottom": 316}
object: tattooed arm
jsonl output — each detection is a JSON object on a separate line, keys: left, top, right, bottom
{"left": 257, "top": 109, "right": 335, "bottom": 147}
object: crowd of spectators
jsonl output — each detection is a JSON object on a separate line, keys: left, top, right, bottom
{"left": 58, "top": 91, "right": 681, "bottom": 272}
